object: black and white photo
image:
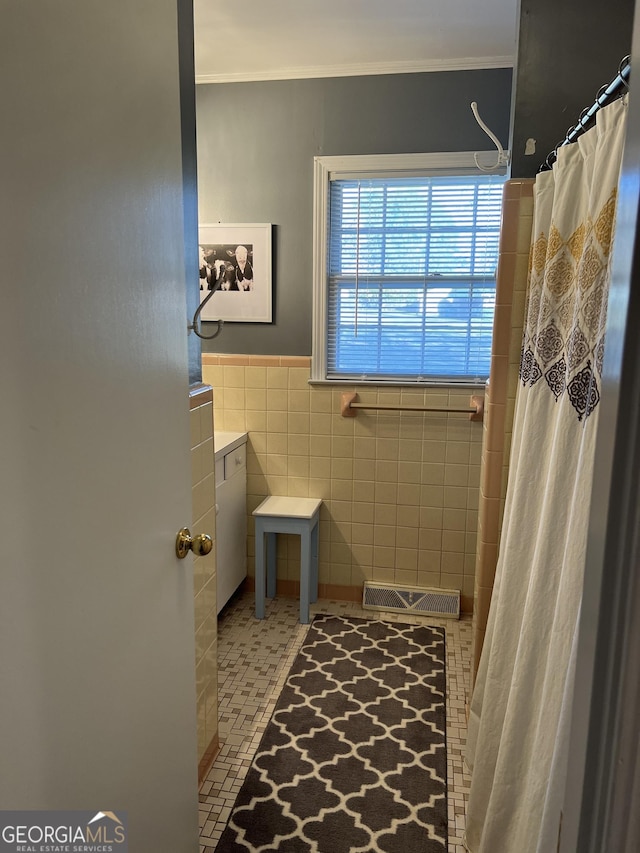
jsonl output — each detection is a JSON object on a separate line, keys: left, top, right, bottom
{"left": 198, "top": 223, "right": 272, "bottom": 322}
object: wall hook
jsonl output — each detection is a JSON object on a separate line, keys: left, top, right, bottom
{"left": 189, "top": 284, "right": 224, "bottom": 340}
{"left": 470, "top": 101, "right": 511, "bottom": 172}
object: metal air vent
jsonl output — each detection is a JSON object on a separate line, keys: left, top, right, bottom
{"left": 363, "top": 581, "right": 460, "bottom": 619}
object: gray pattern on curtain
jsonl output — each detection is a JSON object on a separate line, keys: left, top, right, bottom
{"left": 521, "top": 183, "right": 617, "bottom": 419}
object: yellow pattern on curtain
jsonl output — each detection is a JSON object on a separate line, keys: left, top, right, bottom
{"left": 521, "top": 189, "right": 618, "bottom": 420}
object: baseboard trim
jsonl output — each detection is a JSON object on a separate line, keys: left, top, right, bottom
{"left": 198, "top": 732, "right": 220, "bottom": 786}
{"left": 243, "top": 576, "right": 362, "bottom": 603}
{"left": 242, "top": 577, "right": 473, "bottom": 614}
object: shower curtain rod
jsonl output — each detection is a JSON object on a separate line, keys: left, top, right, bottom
{"left": 539, "top": 55, "right": 631, "bottom": 172}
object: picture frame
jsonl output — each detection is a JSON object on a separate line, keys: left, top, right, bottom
{"left": 198, "top": 223, "right": 273, "bottom": 323}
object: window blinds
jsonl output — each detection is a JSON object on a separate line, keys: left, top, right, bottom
{"left": 326, "top": 174, "right": 505, "bottom": 382}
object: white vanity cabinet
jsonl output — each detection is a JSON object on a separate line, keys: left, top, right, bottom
{"left": 214, "top": 431, "right": 248, "bottom": 613}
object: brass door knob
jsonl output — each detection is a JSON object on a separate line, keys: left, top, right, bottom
{"left": 175, "top": 527, "right": 213, "bottom": 559}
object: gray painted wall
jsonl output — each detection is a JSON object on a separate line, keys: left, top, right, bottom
{"left": 510, "top": 0, "right": 635, "bottom": 178}
{"left": 196, "top": 69, "right": 513, "bottom": 355}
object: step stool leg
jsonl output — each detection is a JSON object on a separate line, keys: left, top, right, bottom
{"left": 300, "top": 525, "right": 312, "bottom": 624}
{"left": 310, "top": 519, "right": 319, "bottom": 604}
{"left": 266, "top": 532, "right": 277, "bottom": 599}
{"left": 254, "top": 519, "right": 266, "bottom": 619}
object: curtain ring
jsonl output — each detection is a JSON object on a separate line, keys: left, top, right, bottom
{"left": 619, "top": 55, "right": 631, "bottom": 88}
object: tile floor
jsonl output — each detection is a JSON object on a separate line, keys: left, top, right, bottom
{"left": 198, "top": 591, "right": 472, "bottom": 852}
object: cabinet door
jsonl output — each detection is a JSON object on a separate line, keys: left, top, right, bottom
{"left": 216, "top": 469, "right": 248, "bottom": 613}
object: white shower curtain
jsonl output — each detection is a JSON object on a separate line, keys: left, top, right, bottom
{"left": 464, "top": 97, "right": 628, "bottom": 853}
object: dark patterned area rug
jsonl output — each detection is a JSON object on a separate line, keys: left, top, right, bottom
{"left": 216, "top": 614, "right": 447, "bottom": 853}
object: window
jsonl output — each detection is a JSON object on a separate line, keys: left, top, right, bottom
{"left": 311, "top": 153, "right": 506, "bottom": 385}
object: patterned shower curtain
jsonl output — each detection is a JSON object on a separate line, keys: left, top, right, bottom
{"left": 464, "top": 97, "right": 628, "bottom": 853}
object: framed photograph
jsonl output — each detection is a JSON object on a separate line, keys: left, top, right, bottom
{"left": 198, "top": 223, "right": 272, "bottom": 323}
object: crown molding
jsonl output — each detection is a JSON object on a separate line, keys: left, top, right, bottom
{"left": 195, "top": 55, "right": 514, "bottom": 85}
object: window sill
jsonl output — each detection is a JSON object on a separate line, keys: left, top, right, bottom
{"left": 308, "top": 378, "right": 488, "bottom": 390}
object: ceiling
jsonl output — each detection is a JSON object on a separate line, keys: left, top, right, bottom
{"left": 193, "top": 0, "right": 519, "bottom": 84}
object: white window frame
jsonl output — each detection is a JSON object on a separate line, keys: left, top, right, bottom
{"left": 311, "top": 151, "right": 506, "bottom": 385}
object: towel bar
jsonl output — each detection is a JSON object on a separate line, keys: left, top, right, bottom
{"left": 340, "top": 391, "right": 484, "bottom": 421}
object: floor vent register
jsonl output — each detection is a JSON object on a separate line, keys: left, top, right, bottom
{"left": 362, "top": 581, "right": 460, "bottom": 619}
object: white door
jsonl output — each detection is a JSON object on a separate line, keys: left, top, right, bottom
{"left": 0, "top": 4, "right": 200, "bottom": 851}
